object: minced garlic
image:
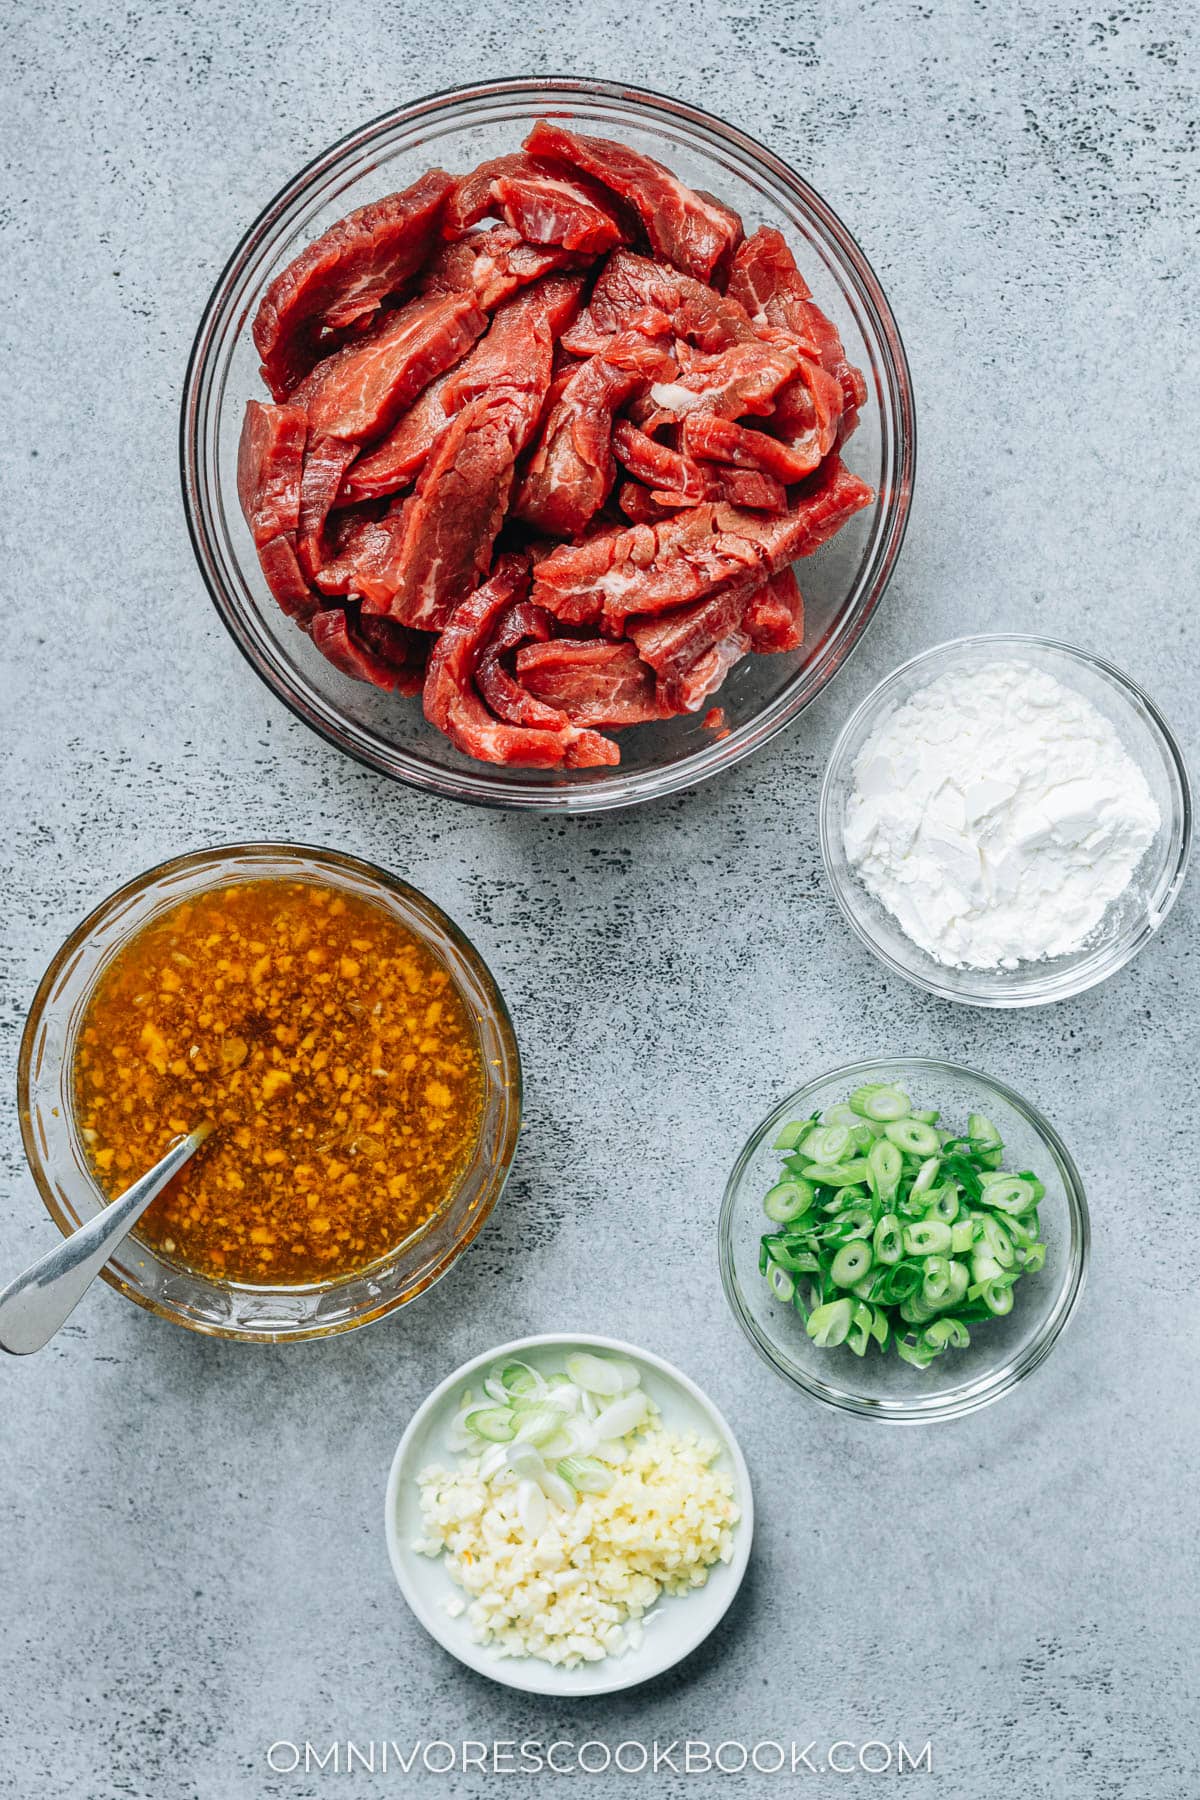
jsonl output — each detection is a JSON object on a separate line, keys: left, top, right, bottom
{"left": 414, "top": 1427, "right": 739, "bottom": 1667}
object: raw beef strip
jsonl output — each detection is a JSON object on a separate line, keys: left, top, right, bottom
{"left": 336, "top": 368, "right": 458, "bottom": 503}
{"left": 423, "top": 557, "right": 619, "bottom": 767}
{"left": 627, "top": 576, "right": 760, "bottom": 712}
{"left": 524, "top": 121, "right": 742, "bottom": 283}
{"left": 514, "top": 333, "right": 673, "bottom": 536}
{"left": 354, "top": 613, "right": 431, "bottom": 693}
{"left": 681, "top": 412, "right": 820, "bottom": 483}
{"left": 422, "top": 225, "right": 587, "bottom": 310}
{"left": 296, "top": 436, "right": 359, "bottom": 580}
{"left": 532, "top": 456, "right": 873, "bottom": 626}
{"left": 612, "top": 420, "right": 720, "bottom": 502}
{"left": 253, "top": 170, "right": 454, "bottom": 398}
{"left": 445, "top": 153, "right": 630, "bottom": 253}
{"left": 728, "top": 226, "right": 867, "bottom": 423}
{"left": 475, "top": 602, "right": 566, "bottom": 727}
{"left": 339, "top": 274, "right": 584, "bottom": 522}
{"left": 611, "top": 421, "right": 788, "bottom": 515}
{"left": 441, "top": 274, "right": 586, "bottom": 410}
{"left": 531, "top": 505, "right": 765, "bottom": 626}
{"left": 291, "top": 291, "right": 486, "bottom": 442}
{"left": 744, "top": 567, "right": 805, "bottom": 653}
{"left": 563, "top": 250, "right": 759, "bottom": 356}
{"left": 616, "top": 481, "right": 682, "bottom": 524}
{"left": 361, "top": 393, "right": 526, "bottom": 629}
{"left": 515, "top": 638, "right": 672, "bottom": 726}
{"left": 307, "top": 604, "right": 429, "bottom": 687}
{"left": 629, "top": 339, "right": 800, "bottom": 432}
{"left": 313, "top": 506, "right": 399, "bottom": 595}
{"left": 236, "top": 400, "right": 314, "bottom": 618}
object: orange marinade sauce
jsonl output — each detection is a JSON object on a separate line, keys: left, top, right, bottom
{"left": 72, "top": 879, "right": 484, "bottom": 1285}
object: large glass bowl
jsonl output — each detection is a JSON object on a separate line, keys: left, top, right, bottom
{"left": 17, "top": 844, "right": 522, "bottom": 1343}
{"left": 819, "top": 636, "right": 1191, "bottom": 1007}
{"left": 719, "top": 1059, "right": 1089, "bottom": 1422}
{"left": 181, "top": 77, "right": 914, "bottom": 812}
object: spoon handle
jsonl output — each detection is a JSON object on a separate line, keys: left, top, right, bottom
{"left": 0, "top": 1125, "right": 211, "bottom": 1355}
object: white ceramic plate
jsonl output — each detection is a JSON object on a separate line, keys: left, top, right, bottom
{"left": 384, "top": 1333, "right": 754, "bottom": 1696}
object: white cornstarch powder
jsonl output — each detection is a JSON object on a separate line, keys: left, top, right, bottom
{"left": 843, "top": 661, "right": 1161, "bottom": 970}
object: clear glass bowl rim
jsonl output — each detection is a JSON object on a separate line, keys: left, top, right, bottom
{"left": 818, "top": 632, "right": 1193, "bottom": 1008}
{"left": 718, "top": 1056, "right": 1090, "bottom": 1422}
{"left": 180, "top": 74, "right": 916, "bottom": 813}
{"left": 16, "top": 840, "right": 523, "bottom": 1342}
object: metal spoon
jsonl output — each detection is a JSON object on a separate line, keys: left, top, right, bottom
{"left": 0, "top": 1125, "right": 211, "bottom": 1355}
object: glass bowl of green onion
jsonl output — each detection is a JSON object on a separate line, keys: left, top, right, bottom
{"left": 718, "top": 1058, "right": 1088, "bottom": 1421}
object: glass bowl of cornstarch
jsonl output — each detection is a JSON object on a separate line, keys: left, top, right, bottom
{"left": 820, "top": 635, "right": 1191, "bottom": 1007}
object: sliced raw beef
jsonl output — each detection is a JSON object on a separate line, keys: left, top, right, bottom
{"left": 360, "top": 393, "right": 526, "bottom": 629}
{"left": 612, "top": 419, "right": 718, "bottom": 503}
{"left": 441, "top": 273, "right": 586, "bottom": 409}
{"left": 296, "top": 436, "right": 359, "bottom": 580}
{"left": 616, "top": 481, "right": 682, "bottom": 524}
{"left": 291, "top": 291, "right": 486, "bottom": 442}
{"left": 727, "top": 226, "right": 815, "bottom": 328}
{"left": 514, "top": 333, "right": 673, "bottom": 536}
{"left": 627, "top": 576, "right": 760, "bottom": 712}
{"left": 253, "top": 170, "right": 454, "bottom": 398}
{"left": 611, "top": 422, "right": 786, "bottom": 514}
{"left": 515, "top": 638, "right": 672, "bottom": 727}
{"left": 423, "top": 557, "right": 619, "bottom": 767}
{"left": 494, "top": 169, "right": 628, "bottom": 254}
{"left": 524, "top": 121, "right": 742, "bottom": 283}
{"left": 309, "top": 606, "right": 427, "bottom": 693}
{"left": 422, "top": 225, "right": 587, "bottom": 310}
{"left": 629, "top": 338, "right": 800, "bottom": 432}
{"left": 236, "top": 400, "right": 314, "bottom": 617}
{"left": 744, "top": 567, "right": 805, "bottom": 653}
{"left": 445, "top": 153, "right": 630, "bottom": 253}
{"left": 563, "top": 250, "right": 759, "bottom": 356}
{"left": 771, "top": 357, "right": 846, "bottom": 471}
{"left": 337, "top": 368, "right": 459, "bottom": 503}
{"left": 313, "top": 506, "right": 399, "bottom": 595}
{"left": 681, "top": 412, "right": 820, "bottom": 483}
{"left": 532, "top": 458, "right": 871, "bottom": 627}
{"left": 728, "top": 226, "right": 867, "bottom": 424}
{"left": 475, "top": 602, "right": 564, "bottom": 727}
{"left": 339, "top": 275, "right": 585, "bottom": 505}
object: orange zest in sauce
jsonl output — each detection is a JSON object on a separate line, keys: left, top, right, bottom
{"left": 72, "top": 878, "right": 484, "bottom": 1285}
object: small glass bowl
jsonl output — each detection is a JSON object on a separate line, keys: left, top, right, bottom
{"left": 820, "top": 635, "right": 1191, "bottom": 1007}
{"left": 17, "top": 843, "right": 522, "bottom": 1343}
{"left": 719, "top": 1058, "right": 1089, "bottom": 1422}
{"left": 181, "top": 76, "right": 915, "bottom": 812}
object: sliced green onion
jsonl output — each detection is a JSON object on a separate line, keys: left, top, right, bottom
{"left": 758, "top": 1084, "right": 1047, "bottom": 1369}
{"left": 556, "top": 1455, "right": 614, "bottom": 1494}
{"left": 763, "top": 1178, "right": 815, "bottom": 1223}
{"left": 464, "top": 1406, "right": 517, "bottom": 1443}
{"left": 831, "top": 1240, "right": 873, "bottom": 1287}
{"left": 772, "top": 1118, "right": 810, "bottom": 1151}
{"left": 801, "top": 1124, "right": 853, "bottom": 1164}
{"left": 967, "top": 1112, "right": 1004, "bottom": 1168}
{"left": 802, "top": 1158, "right": 871, "bottom": 1186}
{"left": 868, "top": 1138, "right": 903, "bottom": 1203}
{"left": 873, "top": 1213, "right": 904, "bottom": 1264}
{"left": 976, "top": 1174, "right": 1036, "bottom": 1214}
{"left": 806, "top": 1297, "right": 854, "bottom": 1347}
{"left": 903, "top": 1218, "right": 952, "bottom": 1256}
{"left": 884, "top": 1118, "right": 941, "bottom": 1157}
{"left": 767, "top": 1262, "right": 796, "bottom": 1304}
{"left": 849, "top": 1083, "right": 912, "bottom": 1122}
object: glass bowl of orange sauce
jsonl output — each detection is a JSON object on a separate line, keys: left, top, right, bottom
{"left": 18, "top": 843, "right": 521, "bottom": 1342}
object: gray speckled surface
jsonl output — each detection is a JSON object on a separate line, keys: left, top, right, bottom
{"left": 2, "top": 4, "right": 1198, "bottom": 1797}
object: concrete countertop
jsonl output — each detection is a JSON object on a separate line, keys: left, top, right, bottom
{"left": 1, "top": 3, "right": 1196, "bottom": 1796}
